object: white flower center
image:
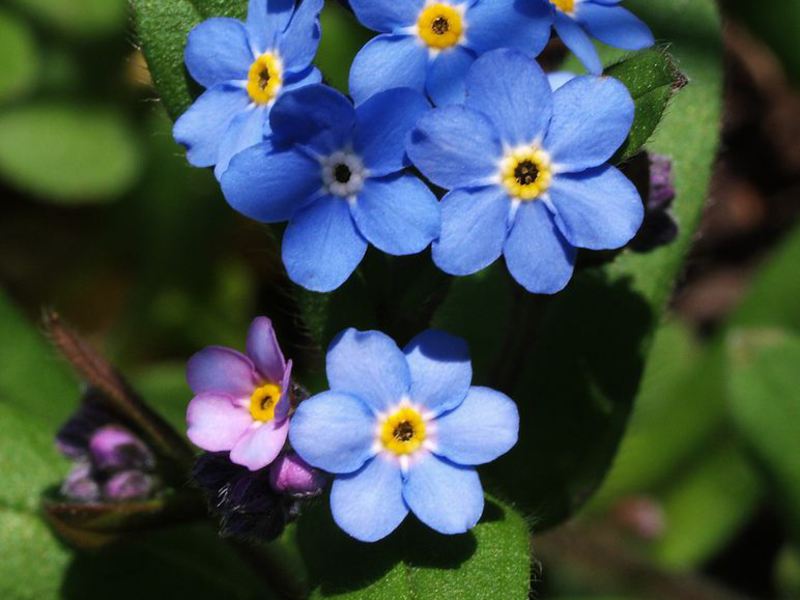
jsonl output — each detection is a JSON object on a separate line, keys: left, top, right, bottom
{"left": 321, "top": 151, "right": 367, "bottom": 199}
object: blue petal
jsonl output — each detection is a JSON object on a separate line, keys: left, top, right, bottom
{"left": 270, "top": 84, "right": 355, "bottom": 155}
{"left": 247, "top": 0, "right": 294, "bottom": 55}
{"left": 289, "top": 391, "right": 376, "bottom": 474}
{"left": 404, "top": 330, "right": 471, "bottom": 415}
{"left": 185, "top": 18, "right": 252, "bottom": 88}
{"left": 543, "top": 75, "right": 634, "bottom": 171}
{"left": 349, "top": 0, "right": 423, "bottom": 32}
{"left": 434, "top": 386, "right": 518, "bottom": 466}
{"left": 547, "top": 71, "right": 576, "bottom": 91}
{"left": 578, "top": 4, "right": 654, "bottom": 51}
{"left": 282, "top": 65, "right": 323, "bottom": 91}
{"left": 349, "top": 34, "right": 429, "bottom": 106}
{"left": 213, "top": 105, "right": 267, "bottom": 180}
{"left": 549, "top": 165, "right": 644, "bottom": 250}
{"left": 221, "top": 142, "right": 322, "bottom": 222}
{"left": 173, "top": 85, "right": 250, "bottom": 168}
{"left": 277, "top": 0, "right": 324, "bottom": 73}
{"left": 331, "top": 456, "right": 408, "bottom": 542}
{"left": 403, "top": 453, "right": 483, "bottom": 535}
{"left": 327, "top": 328, "right": 411, "bottom": 413}
{"left": 406, "top": 106, "right": 501, "bottom": 190}
{"left": 350, "top": 174, "right": 440, "bottom": 256}
{"left": 465, "top": 0, "right": 552, "bottom": 57}
{"left": 432, "top": 186, "right": 510, "bottom": 276}
{"left": 282, "top": 195, "right": 367, "bottom": 292}
{"left": 554, "top": 11, "right": 602, "bottom": 74}
{"left": 464, "top": 48, "right": 553, "bottom": 147}
{"left": 426, "top": 45, "right": 476, "bottom": 106}
{"left": 503, "top": 201, "right": 576, "bottom": 294}
{"left": 354, "top": 88, "right": 430, "bottom": 177}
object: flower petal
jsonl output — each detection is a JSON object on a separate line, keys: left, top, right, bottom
{"left": 277, "top": 0, "right": 324, "bottom": 72}
{"left": 247, "top": 0, "right": 294, "bottom": 55}
{"left": 578, "top": 4, "right": 654, "bottom": 51}
{"left": 282, "top": 195, "right": 368, "bottom": 292}
{"left": 549, "top": 165, "right": 644, "bottom": 250}
{"left": 275, "top": 358, "right": 293, "bottom": 420}
{"left": 186, "top": 346, "right": 257, "bottom": 397}
{"left": 221, "top": 142, "right": 322, "bottom": 223}
{"left": 186, "top": 393, "right": 252, "bottom": 452}
{"left": 354, "top": 88, "right": 430, "bottom": 177}
{"left": 270, "top": 84, "right": 355, "bottom": 155}
{"left": 403, "top": 453, "right": 483, "bottom": 535}
{"left": 331, "top": 456, "right": 408, "bottom": 542}
{"left": 464, "top": 48, "right": 553, "bottom": 147}
{"left": 407, "top": 106, "right": 502, "bottom": 190}
{"left": 213, "top": 104, "right": 267, "bottom": 180}
{"left": 554, "top": 11, "right": 602, "bottom": 74}
{"left": 404, "top": 330, "right": 471, "bottom": 415}
{"left": 327, "top": 328, "right": 411, "bottom": 413}
{"left": 543, "top": 75, "right": 634, "bottom": 172}
{"left": 432, "top": 185, "right": 510, "bottom": 276}
{"left": 246, "top": 316, "right": 287, "bottom": 382}
{"left": 349, "top": 34, "right": 429, "bottom": 106}
{"left": 503, "top": 200, "right": 576, "bottom": 294}
{"left": 350, "top": 174, "right": 440, "bottom": 256}
{"left": 465, "top": 0, "right": 552, "bottom": 57}
{"left": 185, "top": 18, "right": 252, "bottom": 88}
{"left": 230, "top": 418, "right": 289, "bottom": 471}
{"left": 173, "top": 85, "right": 250, "bottom": 168}
{"left": 289, "top": 390, "right": 377, "bottom": 474}
{"left": 434, "top": 386, "right": 518, "bottom": 465}
{"left": 349, "top": 0, "right": 423, "bottom": 32}
{"left": 426, "top": 45, "right": 476, "bottom": 106}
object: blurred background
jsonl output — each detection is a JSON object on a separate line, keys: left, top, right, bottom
{"left": 0, "top": 0, "right": 799, "bottom": 598}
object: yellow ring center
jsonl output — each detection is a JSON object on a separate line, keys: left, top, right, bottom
{"left": 417, "top": 4, "right": 464, "bottom": 50}
{"left": 380, "top": 407, "right": 426, "bottom": 455}
{"left": 501, "top": 146, "right": 553, "bottom": 201}
{"left": 550, "top": 0, "right": 576, "bottom": 14}
{"left": 249, "top": 382, "right": 282, "bottom": 422}
{"left": 246, "top": 53, "right": 283, "bottom": 105}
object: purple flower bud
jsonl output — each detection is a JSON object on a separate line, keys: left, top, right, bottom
{"left": 55, "top": 394, "right": 114, "bottom": 459}
{"left": 61, "top": 460, "right": 101, "bottom": 502}
{"left": 629, "top": 153, "right": 679, "bottom": 252}
{"left": 89, "top": 425, "right": 154, "bottom": 472}
{"left": 103, "top": 470, "right": 156, "bottom": 501}
{"left": 269, "top": 452, "right": 326, "bottom": 498}
{"left": 648, "top": 153, "right": 676, "bottom": 211}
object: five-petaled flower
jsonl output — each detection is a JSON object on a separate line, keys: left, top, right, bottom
{"left": 186, "top": 317, "right": 293, "bottom": 471}
{"left": 347, "top": 0, "right": 552, "bottom": 106}
{"left": 407, "top": 49, "right": 645, "bottom": 294}
{"left": 289, "top": 328, "right": 519, "bottom": 542}
{"left": 544, "top": 0, "right": 654, "bottom": 74}
{"left": 221, "top": 84, "right": 440, "bottom": 292}
{"left": 173, "top": 0, "right": 324, "bottom": 179}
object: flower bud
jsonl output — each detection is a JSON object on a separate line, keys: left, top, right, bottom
{"left": 103, "top": 470, "right": 156, "bottom": 501}
{"left": 61, "top": 460, "right": 101, "bottom": 502}
{"left": 269, "top": 452, "right": 326, "bottom": 498}
{"left": 89, "top": 425, "right": 154, "bottom": 472}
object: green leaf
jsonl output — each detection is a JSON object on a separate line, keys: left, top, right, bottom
{"left": 131, "top": 0, "right": 247, "bottom": 120}
{"left": 727, "top": 330, "right": 800, "bottom": 541}
{"left": 297, "top": 497, "right": 531, "bottom": 599}
{"left": 8, "top": 0, "right": 127, "bottom": 37}
{"left": 0, "top": 9, "right": 38, "bottom": 104}
{"left": 317, "top": 3, "right": 372, "bottom": 93}
{"left": 0, "top": 104, "right": 142, "bottom": 204}
{"left": 606, "top": 48, "right": 684, "bottom": 162}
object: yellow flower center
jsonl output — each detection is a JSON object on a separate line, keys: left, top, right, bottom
{"left": 249, "top": 383, "right": 282, "bottom": 422}
{"left": 246, "top": 53, "right": 283, "bottom": 105}
{"left": 501, "top": 146, "right": 553, "bottom": 201}
{"left": 380, "top": 407, "right": 426, "bottom": 455}
{"left": 550, "top": 0, "right": 575, "bottom": 14}
{"left": 417, "top": 4, "right": 464, "bottom": 50}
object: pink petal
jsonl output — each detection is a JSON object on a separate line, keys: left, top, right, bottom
{"left": 186, "top": 346, "right": 258, "bottom": 398}
{"left": 230, "top": 418, "right": 289, "bottom": 471}
{"left": 246, "top": 317, "right": 287, "bottom": 383}
{"left": 186, "top": 393, "right": 252, "bottom": 452}
{"left": 275, "top": 359, "right": 294, "bottom": 421}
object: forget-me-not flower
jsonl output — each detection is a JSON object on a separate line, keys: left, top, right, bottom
{"left": 186, "top": 317, "right": 293, "bottom": 471}
{"left": 289, "top": 328, "right": 519, "bottom": 542}
{"left": 407, "top": 49, "right": 645, "bottom": 294}
{"left": 347, "top": 0, "right": 552, "bottom": 106}
{"left": 173, "top": 0, "right": 324, "bottom": 179}
{"left": 221, "top": 84, "right": 440, "bottom": 293}
{"left": 545, "top": 0, "right": 654, "bottom": 74}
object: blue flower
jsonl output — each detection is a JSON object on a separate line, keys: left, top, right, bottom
{"left": 546, "top": 0, "right": 654, "bottom": 74}
{"left": 173, "top": 0, "right": 324, "bottom": 179}
{"left": 221, "top": 84, "right": 440, "bottom": 293}
{"left": 289, "top": 329, "right": 519, "bottom": 542}
{"left": 347, "top": 0, "right": 552, "bottom": 106}
{"left": 407, "top": 49, "right": 645, "bottom": 294}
